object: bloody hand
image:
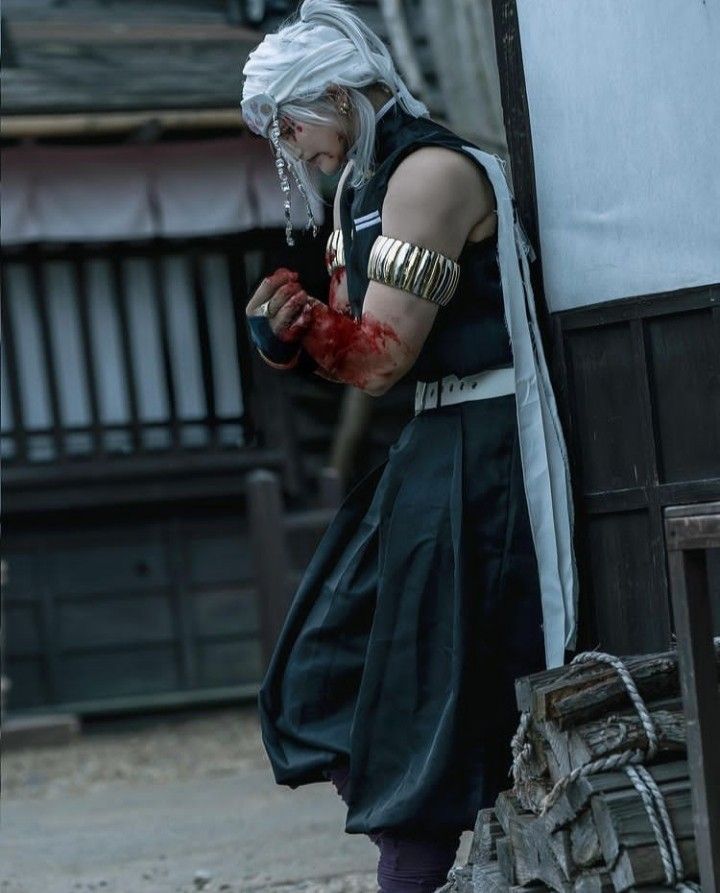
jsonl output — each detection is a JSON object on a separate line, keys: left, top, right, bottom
{"left": 246, "top": 268, "right": 310, "bottom": 342}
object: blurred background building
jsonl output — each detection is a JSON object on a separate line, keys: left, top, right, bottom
{"left": 7, "top": 0, "right": 714, "bottom": 724}
{"left": 1, "top": 0, "right": 508, "bottom": 716}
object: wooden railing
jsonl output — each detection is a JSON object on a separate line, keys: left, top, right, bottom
{"left": 1, "top": 233, "right": 267, "bottom": 469}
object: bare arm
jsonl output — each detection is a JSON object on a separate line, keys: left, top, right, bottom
{"left": 297, "top": 147, "right": 496, "bottom": 395}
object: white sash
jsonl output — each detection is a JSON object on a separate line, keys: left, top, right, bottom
{"left": 461, "top": 146, "right": 579, "bottom": 668}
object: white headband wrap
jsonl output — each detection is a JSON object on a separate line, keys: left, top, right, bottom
{"left": 240, "top": 2, "right": 427, "bottom": 243}
{"left": 241, "top": 19, "right": 421, "bottom": 136}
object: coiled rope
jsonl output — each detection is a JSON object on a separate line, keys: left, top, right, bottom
{"left": 510, "top": 649, "right": 700, "bottom": 892}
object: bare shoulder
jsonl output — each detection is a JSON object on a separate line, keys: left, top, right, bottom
{"left": 382, "top": 146, "right": 495, "bottom": 257}
{"left": 387, "top": 146, "right": 494, "bottom": 212}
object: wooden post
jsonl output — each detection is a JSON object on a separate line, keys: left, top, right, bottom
{"left": 249, "top": 349, "right": 306, "bottom": 499}
{"left": 489, "top": 0, "right": 555, "bottom": 358}
{"left": 1, "top": 560, "right": 10, "bottom": 713}
{"left": 664, "top": 501, "right": 720, "bottom": 893}
{"left": 247, "top": 469, "right": 292, "bottom": 673}
{"left": 329, "top": 386, "right": 373, "bottom": 487}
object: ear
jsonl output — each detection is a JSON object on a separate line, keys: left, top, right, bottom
{"left": 326, "top": 84, "right": 350, "bottom": 110}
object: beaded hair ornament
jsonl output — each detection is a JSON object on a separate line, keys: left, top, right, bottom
{"left": 241, "top": 92, "right": 318, "bottom": 247}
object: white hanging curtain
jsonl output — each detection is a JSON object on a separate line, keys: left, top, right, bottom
{"left": 1, "top": 137, "right": 324, "bottom": 246}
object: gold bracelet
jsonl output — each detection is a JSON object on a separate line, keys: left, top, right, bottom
{"left": 367, "top": 235, "right": 460, "bottom": 307}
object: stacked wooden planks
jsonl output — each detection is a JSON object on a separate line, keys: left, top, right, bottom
{"left": 443, "top": 644, "right": 720, "bottom": 892}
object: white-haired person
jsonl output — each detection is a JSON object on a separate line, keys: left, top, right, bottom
{"left": 242, "top": 2, "right": 577, "bottom": 890}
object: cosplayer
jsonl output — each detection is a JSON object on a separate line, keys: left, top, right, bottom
{"left": 242, "top": 2, "right": 578, "bottom": 890}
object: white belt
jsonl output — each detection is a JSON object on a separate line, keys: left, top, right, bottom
{"left": 414, "top": 366, "right": 515, "bottom": 414}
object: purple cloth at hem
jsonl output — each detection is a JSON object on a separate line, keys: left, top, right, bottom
{"left": 325, "top": 765, "right": 461, "bottom": 892}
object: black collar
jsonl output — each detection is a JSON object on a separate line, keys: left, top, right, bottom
{"left": 373, "top": 100, "right": 414, "bottom": 166}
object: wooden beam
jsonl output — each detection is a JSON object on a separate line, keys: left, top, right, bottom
{"left": 1, "top": 108, "right": 245, "bottom": 139}
{"left": 8, "top": 21, "right": 263, "bottom": 43}
{"left": 666, "top": 504, "right": 720, "bottom": 551}
{"left": 5, "top": 683, "right": 260, "bottom": 718}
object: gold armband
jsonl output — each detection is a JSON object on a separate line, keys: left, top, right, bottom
{"left": 325, "top": 229, "right": 345, "bottom": 276}
{"left": 367, "top": 235, "right": 460, "bottom": 307}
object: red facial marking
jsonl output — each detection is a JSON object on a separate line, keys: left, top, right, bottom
{"left": 296, "top": 125, "right": 303, "bottom": 132}
{"left": 285, "top": 301, "right": 402, "bottom": 389}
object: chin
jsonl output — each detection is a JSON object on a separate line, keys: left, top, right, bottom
{"left": 318, "top": 155, "right": 342, "bottom": 175}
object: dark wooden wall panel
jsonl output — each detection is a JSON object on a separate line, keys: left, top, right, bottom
{"left": 5, "top": 660, "right": 46, "bottom": 709}
{"left": 4, "top": 604, "right": 40, "bottom": 654}
{"left": 586, "top": 510, "right": 670, "bottom": 654}
{"left": 187, "top": 531, "right": 254, "bottom": 584}
{"left": 51, "top": 539, "right": 171, "bottom": 597}
{"left": 2, "top": 506, "right": 265, "bottom": 713}
{"left": 646, "top": 307, "right": 720, "bottom": 484}
{"left": 196, "top": 640, "right": 263, "bottom": 688}
{"left": 59, "top": 648, "right": 180, "bottom": 702}
{"left": 191, "top": 589, "right": 259, "bottom": 638}
{"left": 555, "top": 287, "right": 720, "bottom": 655}
{"left": 57, "top": 595, "right": 175, "bottom": 649}
{"left": 709, "top": 549, "right": 720, "bottom": 636}
{"left": 565, "top": 324, "right": 649, "bottom": 493}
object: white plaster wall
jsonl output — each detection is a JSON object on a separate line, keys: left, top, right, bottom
{"left": 517, "top": 0, "right": 720, "bottom": 311}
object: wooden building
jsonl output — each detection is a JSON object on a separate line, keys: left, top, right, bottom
{"left": 3, "top": 0, "right": 716, "bottom": 719}
{"left": 1, "top": 0, "right": 330, "bottom": 716}
{"left": 489, "top": 0, "right": 720, "bottom": 654}
{"left": 0, "top": 0, "right": 449, "bottom": 716}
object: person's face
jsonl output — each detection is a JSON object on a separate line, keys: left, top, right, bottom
{"left": 278, "top": 115, "right": 349, "bottom": 175}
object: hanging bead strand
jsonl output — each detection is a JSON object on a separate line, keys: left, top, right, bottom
{"left": 289, "top": 163, "right": 318, "bottom": 238}
{"left": 269, "top": 113, "right": 295, "bottom": 246}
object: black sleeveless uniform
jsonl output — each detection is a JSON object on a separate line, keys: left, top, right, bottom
{"left": 257, "top": 103, "right": 545, "bottom": 837}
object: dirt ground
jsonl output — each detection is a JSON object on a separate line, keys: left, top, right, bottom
{"left": 3, "top": 705, "right": 266, "bottom": 801}
{"left": 1, "top": 705, "right": 471, "bottom": 893}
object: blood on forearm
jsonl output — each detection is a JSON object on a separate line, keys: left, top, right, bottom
{"left": 281, "top": 299, "right": 407, "bottom": 391}
{"left": 328, "top": 269, "right": 346, "bottom": 312}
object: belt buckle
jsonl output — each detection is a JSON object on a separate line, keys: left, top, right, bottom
{"left": 415, "top": 379, "right": 443, "bottom": 413}
{"left": 415, "top": 381, "right": 428, "bottom": 414}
